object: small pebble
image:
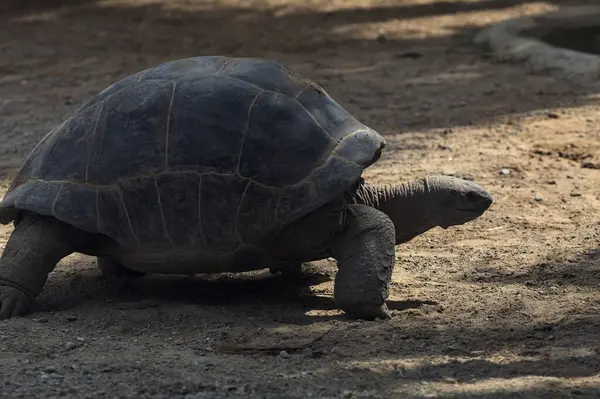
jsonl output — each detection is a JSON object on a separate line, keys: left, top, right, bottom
{"left": 36, "top": 317, "right": 49, "bottom": 323}
{"left": 582, "top": 161, "right": 600, "bottom": 169}
{"left": 65, "top": 315, "right": 78, "bottom": 322}
{"left": 376, "top": 33, "right": 387, "bottom": 44}
{"left": 499, "top": 168, "right": 511, "bottom": 175}
{"left": 64, "top": 342, "right": 77, "bottom": 351}
{"left": 442, "top": 170, "right": 456, "bottom": 176}
{"left": 535, "top": 194, "right": 543, "bottom": 202}
{"left": 278, "top": 350, "right": 290, "bottom": 358}
{"left": 115, "top": 382, "right": 133, "bottom": 397}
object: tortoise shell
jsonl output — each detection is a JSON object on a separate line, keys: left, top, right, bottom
{"left": 0, "top": 56, "right": 385, "bottom": 254}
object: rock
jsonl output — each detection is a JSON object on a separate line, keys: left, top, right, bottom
{"left": 115, "top": 382, "right": 133, "bottom": 397}
{"left": 278, "top": 350, "right": 290, "bottom": 358}
{"left": 582, "top": 161, "right": 600, "bottom": 169}
{"left": 535, "top": 194, "right": 543, "bottom": 202}
{"left": 442, "top": 170, "right": 456, "bottom": 176}
{"left": 65, "top": 315, "right": 78, "bottom": 322}
{"left": 499, "top": 168, "right": 511, "bottom": 175}
{"left": 64, "top": 342, "right": 77, "bottom": 351}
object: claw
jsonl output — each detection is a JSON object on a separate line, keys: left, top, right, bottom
{"left": 0, "top": 285, "right": 33, "bottom": 320}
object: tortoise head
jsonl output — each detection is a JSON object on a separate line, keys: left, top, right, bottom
{"left": 425, "top": 175, "right": 493, "bottom": 229}
{"left": 359, "top": 175, "right": 493, "bottom": 244}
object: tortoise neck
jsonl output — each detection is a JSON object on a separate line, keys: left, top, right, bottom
{"left": 353, "top": 179, "right": 439, "bottom": 244}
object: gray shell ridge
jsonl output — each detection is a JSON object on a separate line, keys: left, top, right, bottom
{"left": 0, "top": 56, "right": 386, "bottom": 252}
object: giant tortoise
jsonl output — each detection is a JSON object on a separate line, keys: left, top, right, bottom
{"left": 0, "top": 56, "right": 493, "bottom": 320}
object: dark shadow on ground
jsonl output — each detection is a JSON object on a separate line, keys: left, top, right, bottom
{"left": 36, "top": 262, "right": 433, "bottom": 323}
{"left": 8, "top": 249, "right": 600, "bottom": 397}
{"left": 528, "top": 25, "right": 600, "bottom": 56}
{"left": 280, "top": 352, "right": 600, "bottom": 397}
{"left": 233, "top": 313, "right": 600, "bottom": 396}
{"left": 466, "top": 248, "right": 600, "bottom": 288}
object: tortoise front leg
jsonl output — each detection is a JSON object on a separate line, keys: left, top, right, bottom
{"left": 0, "top": 212, "right": 91, "bottom": 319}
{"left": 331, "top": 204, "right": 395, "bottom": 320}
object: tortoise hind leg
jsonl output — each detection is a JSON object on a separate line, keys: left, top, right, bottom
{"left": 0, "top": 212, "right": 96, "bottom": 319}
{"left": 97, "top": 257, "right": 145, "bottom": 278}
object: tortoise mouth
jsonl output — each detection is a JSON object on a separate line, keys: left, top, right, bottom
{"left": 371, "top": 142, "right": 385, "bottom": 164}
{"left": 456, "top": 196, "right": 493, "bottom": 213}
{"left": 440, "top": 208, "right": 491, "bottom": 229}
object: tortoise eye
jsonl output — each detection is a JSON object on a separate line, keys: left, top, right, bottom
{"left": 465, "top": 191, "right": 479, "bottom": 201}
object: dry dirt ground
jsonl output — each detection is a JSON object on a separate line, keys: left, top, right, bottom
{"left": 1, "top": 0, "right": 600, "bottom": 398}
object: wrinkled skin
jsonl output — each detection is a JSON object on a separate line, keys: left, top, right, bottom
{"left": 354, "top": 175, "right": 494, "bottom": 245}
{"left": 270, "top": 175, "right": 493, "bottom": 275}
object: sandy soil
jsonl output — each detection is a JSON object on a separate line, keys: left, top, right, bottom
{"left": 1, "top": 1, "right": 600, "bottom": 398}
